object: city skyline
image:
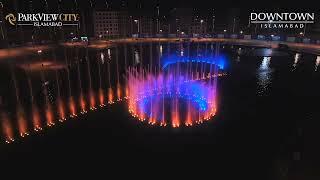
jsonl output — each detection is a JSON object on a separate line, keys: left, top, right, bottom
{"left": 0, "top": 1, "right": 319, "bottom": 45}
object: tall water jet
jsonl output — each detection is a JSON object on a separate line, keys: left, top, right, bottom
{"left": 64, "top": 49, "right": 76, "bottom": 117}
{"left": 124, "top": 44, "right": 128, "bottom": 70}
{"left": 11, "top": 68, "right": 29, "bottom": 137}
{"left": 185, "top": 100, "right": 192, "bottom": 126}
{"left": 139, "top": 43, "right": 143, "bottom": 70}
{"left": 86, "top": 48, "right": 96, "bottom": 110}
{"left": 115, "top": 47, "right": 121, "bottom": 101}
{"left": 27, "top": 76, "right": 42, "bottom": 131}
{"left": 69, "top": 96, "right": 76, "bottom": 117}
{"left": 57, "top": 98, "right": 66, "bottom": 122}
{"left": 107, "top": 50, "right": 114, "bottom": 104}
{"left": 40, "top": 71, "right": 55, "bottom": 126}
{"left": 52, "top": 52, "right": 66, "bottom": 122}
{"left": 77, "top": 59, "right": 86, "bottom": 114}
{"left": 124, "top": 45, "right": 129, "bottom": 99}
{"left": 1, "top": 112, "right": 14, "bottom": 143}
{"left": 97, "top": 52, "right": 105, "bottom": 107}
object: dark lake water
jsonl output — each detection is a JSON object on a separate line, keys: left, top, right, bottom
{"left": 0, "top": 42, "right": 319, "bottom": 179}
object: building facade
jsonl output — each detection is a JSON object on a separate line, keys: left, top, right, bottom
{"left": 189, "top": 19, "right": 207, "bottom": 35}
{"left": 93, "top": 10, "right": 129, "bottom": 39}
{"left": 169, "top": 8, "right": 193, "bottom": 35}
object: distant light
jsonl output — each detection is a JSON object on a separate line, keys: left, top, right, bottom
{"left": 134, "top": 19, "right": 138, "bottom": 23}
{"left": 271, "top": 34, "right": 274, "bottom": 37}
{"left": 37, "top": 50, "right": 42, "bottom": 54}
{"left": 223, "top": 29, "right": 227, "bottom": 32}
{"left": 181, "top": 32, "right": 185, "bottom": 35}
{"left": 159, "top": 29, "right": 162, "bottom": 32}
{"left": 200, "top": 19, "right": 204, "bottom": 23}
{"left": 299, "top": 32, "right": 304, "bottom": 35}
{"left": 240, "top": 30, "right": 243, "bottom": 34}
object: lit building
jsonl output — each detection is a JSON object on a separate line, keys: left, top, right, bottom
{"left": 189, "top": 19, "right": 207, "bottom": 35}
{"left": 169, "top": 8, "right": 193, "bottom": 34}
{"left": 140, "top": 16, "right": 153, "bottom": 36}
{"left": 227, "top": 8, "right": 240, "bottom": 34}
{"left": 131, "top": 12, "right": 154, "bottom": 37}
{"left": 93, "top": 10, "right": 129, "bottom": 39}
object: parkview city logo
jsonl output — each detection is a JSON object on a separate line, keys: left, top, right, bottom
{"left": 4, "top": 13, "right": 80, "bottom": 27}
{"left": 250, "top": 12, "right": 315, "bottom": 29}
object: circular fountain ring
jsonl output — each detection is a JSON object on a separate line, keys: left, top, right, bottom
{"left": 127, "top": 70, "right": 217, "bottom": 127}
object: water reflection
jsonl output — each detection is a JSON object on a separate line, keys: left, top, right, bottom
{"left": 237, "top": 47, "right": 242, "bottom": 55}
{"left": 180, "top": 46, "right": 184, "bottom": 56}
{"left": 134, "top": 49, "right": 140, "bottom": 64}
{"left": 292, "top": 53, "right": 300, "bottom": 70}
{"left": 100, "top": 52, "right": 105, "bottom": 64}
{"left": 315, "top": 56, "right": 320, "bottom": 71}
{"left": 236, "top": 56, "right": 240, "bottom": 63}
{"left": 257, "top": 56, "right": 272, "bottom": 96}
{"left": 159, "top": 45, "right": 163, "bottom": 57}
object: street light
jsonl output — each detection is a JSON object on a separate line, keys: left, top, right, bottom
{"left": 200, "top": 19, "right": 204, "bottom": 37}
{"left": 240, "top": 30, "right": 243, "bottom": 34}
{"left": 223, "top": 29, "right": 227, "bottom": 33}
{"left": 134, "top": 19, "right": 139, "bottom": 34}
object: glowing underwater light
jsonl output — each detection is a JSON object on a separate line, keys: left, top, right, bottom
{"left": 161, "top": 55, "right": 226, "bottom": 70}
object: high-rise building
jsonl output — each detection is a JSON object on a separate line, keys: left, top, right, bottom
{"left": 129, "top": 0, "right": 154, "bottom": 37}
{"left": 189, "top": 19, "right": 207, "bottom": 35}
{"left": 227, "top": 8, "right": 240, "bottom": 34}
{"left": 93, "top": 10, "right": 129, "bottom": 39}
{"left": 169, "top": 8, "right": 193, "bottom": 34}
{"left": 140, "top": 15, "right": 153, "bottom": 36}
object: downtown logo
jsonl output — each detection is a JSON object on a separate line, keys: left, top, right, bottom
{"left": 5, "top": 13, "right": 79, "bottom": 27}
{"left": 250, "top": 12, "right": 315, "bottom": 29}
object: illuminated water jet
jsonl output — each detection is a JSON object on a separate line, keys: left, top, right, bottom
{"left": 57, "top": 98, "right": 66, "bottom": 122}
{"left": 27, "top": 76, "right": 42, "bottom": 131}
{"left": 1, "top": 112, "right": 14, "bottom": 143}
{"left": 17, "top": 106, "right": 29, "bottom": 137}
{"left": 77, "top": 60, "right": 87, "bottom": 113}
{"left": 89, "top": 91, "right": 96, "bottom": 110}
{"left": 45, "top": 105, "right": 54, "bottom": 126}
{"left": 32, "top": 104, "right": 42, "bottom": 131}
{"left": 126, "top": 63, "right": 219, "bottom": 127}
{"left": 117, "top": 83, "right": 121, "bottom": 101}
{"left": 11, "top": 68, "right": 29, "bottom": 136}
{"left": 108, "top": 87, "right": 114, "bottom": 104}
{"left": 69, "top": 96, "right": 77, "bottom": 118}
{"left": 80, "top": 93, "right": 87, "bottom": 114}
